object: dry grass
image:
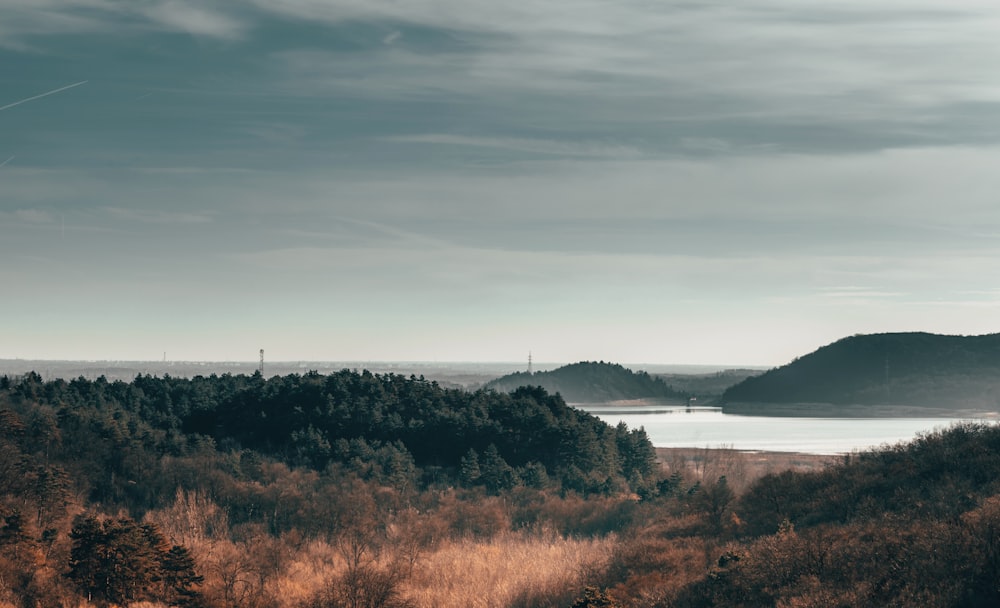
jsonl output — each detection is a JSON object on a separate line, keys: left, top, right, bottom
{"left": 178, "top": 531, "right": 614, "bottom": 608}
{"left": 657, "top": 447, "right": 836, "bottom": 493}
{"left": 403, "top": 531, "right": 614, "bottom": 608}
{"left": 145, "top": 488, "right": 614, "bottom": 608}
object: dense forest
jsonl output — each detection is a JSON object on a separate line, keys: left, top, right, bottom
{"left": 723, "top": 332, "right": 1000, "bottom": 410}
{"left": 3, "top": 368, "right": 1000, "bottom": 607}
{"left": 486, "top": 362, "right": 688, "bottom": 404}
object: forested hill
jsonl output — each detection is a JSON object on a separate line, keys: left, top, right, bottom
{"left": 485, "top": 361, "right": 688, "bottom": 404}
{"left": 0, "top": 369, "right": 657, "bottom": 504}
{"left": 723, "top": 332, "right": 1000, "bottom": 409}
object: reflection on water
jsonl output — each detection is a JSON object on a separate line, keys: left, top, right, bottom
{"left": 579, "top": 404, "right": 985, "bottom": 454}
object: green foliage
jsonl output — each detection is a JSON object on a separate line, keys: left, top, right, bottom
{"left": 459, "top": 448, "right": 481, "bottom": 485}
{"left": 68, "top": 514, "right": 202, "bottom": 607}
{"left": 161, "top": 544, "right": 206, "bottom": 607}
{"left": 2, "top": 369, "right": 652, "bottom": 499}
{"left": 479, "top": 444, "right": 519, "bottom": 493}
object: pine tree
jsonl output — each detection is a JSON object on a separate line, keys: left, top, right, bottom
{"left": 459, "top": 448, "right": 481, "bottom": 485}
{"left": 68, "top": 515, "right": 172, "bottom": 606}
{"left": 479, "top": 444, "right": 519, "bottom": 493}
{"left": 160, "top": 544, "right": 204, "bottom": 607}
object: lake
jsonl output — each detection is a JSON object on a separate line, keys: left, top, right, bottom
{"left": 581, "top": 405, "right": 990, "bottom": 454}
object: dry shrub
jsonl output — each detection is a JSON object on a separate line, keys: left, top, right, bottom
{"left": 303, "top": 563, "right": 414, "bottom": 608}
{"left": 661, "top": 447, "right": 752, "bottom": 493}
{"left": 404, "top": 531, "right": 614, "bottom": 608}
{"left": 195, "top": 535, "right": 286, "bottom": 608}
{"left": 144, "top": 488, "right": 229, "bottom": 546}
{"left": 514, "top": 492, "right": 635, "bottom": 537}
{"left": 435, "top": 492, "right": 510, "bottom": 540}
{"left": 602, "top": 534, "right": 708, "bottom": 604}
{"left": 271, "top": 538, "right": 343, "bottom": 606}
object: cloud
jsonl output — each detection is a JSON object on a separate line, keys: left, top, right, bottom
{"left": 384, "top": 134, "right": 642, "bottom": 158}
{"left": 139, "top": 1, "right": 247, "bottom": 39}
{"left": 0, "top": 208, "right": 56, "bottom": 224}
{"left": 102, "top": 207, "right": 214, "bottom": 224}
{"left": 240, "top": 1, "right": 1000, "bottom": 159}
{"left": 0, "top": 0, "right": 245, "bottom": 47}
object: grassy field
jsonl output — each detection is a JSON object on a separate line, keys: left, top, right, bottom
{"left": 656, "top": 447, "right": 837, "bottom": 493}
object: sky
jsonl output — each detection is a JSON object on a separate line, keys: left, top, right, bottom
{"left": 2, "top": 0, "right": 1000, "bottom": 366}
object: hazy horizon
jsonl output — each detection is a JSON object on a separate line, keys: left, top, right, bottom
{"left": 4, "top": 1, "right": 1000, "bottom": 365}
{"left": 0, "top": 357, "right": 762, "bottom": 387}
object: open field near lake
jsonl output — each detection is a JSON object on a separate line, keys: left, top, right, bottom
{"left": 656, "top": 447, "right": 838, "bottom": 493}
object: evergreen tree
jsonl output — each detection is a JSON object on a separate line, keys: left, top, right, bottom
{"left": 459, "top": 448, "right": 481, "bottom": 485}
{"left": 68, "top": 515, "right": 171, "bottom": 606}
{"left": 160, "top": 544, "right": 204, "bottom": 608}
{"left": 479, "top": 444, "right": 519, "bottom": 493}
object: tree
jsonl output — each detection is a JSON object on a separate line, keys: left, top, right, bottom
{"left": 459, "top": 448, "right": 480, "bottom": 485}
{"left": 67, "top": 515, "right": 174, "bottom": 607}
{"left": 306, "top": 564, "right": 414, "bottom": 608}
{"left": 160, "top": 544, "right": 205, "bottom": 607}
{"left": 479, "top": 444, "right": 519, "bottom": 493}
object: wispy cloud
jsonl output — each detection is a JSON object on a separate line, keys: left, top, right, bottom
{"left": 138, "top": 1, "right": 247, "bottom": 39}
{"left": 0, "top": 0, "right": 245, "bottom": 47}
{"left": 102, "top": 207, "right": 214, "bottom": 224}
{"left": 0, "top": 208, "right": 56, "bottom": 224}
{"left": 384, "top": 134, "right": 642, "bottom": 159}
{"left": 817, "top": 287, "right": 904, "bottom": 299}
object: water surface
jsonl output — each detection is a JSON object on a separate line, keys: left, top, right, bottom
{"left": 582, "top": 405, "right": 985, "bottom": 454}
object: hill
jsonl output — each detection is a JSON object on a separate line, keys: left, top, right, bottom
{"left": 486, "top": 361, "right": 689, "bottom": 404}
{"left": 723, "top": 332, "right": 1000, "bottom": 411}
{"left": 7, "top": 368, "right": 1000, "bottom": 606}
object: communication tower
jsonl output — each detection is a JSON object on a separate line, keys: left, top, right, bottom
{"left": 528, "top": 351, "right": 533, "bottom": 375}
{"left": 259, "top": 349, "right": 265, "bottom": 376}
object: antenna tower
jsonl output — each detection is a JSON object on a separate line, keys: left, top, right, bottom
{"left": 528, "top": 351, "right": 533, "bottom": 375}
{"left": 259, "top": 349, "right": 265, "bottom": 376}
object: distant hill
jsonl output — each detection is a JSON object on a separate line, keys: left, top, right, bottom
{"left": 723, "top": 332, "right": 1000, "bottom": 410}
{"left": 486, "top": 361, "right": 689, "bottom": 404}
{"left": 656, "top": 369, "right": 763, "bottom": 404}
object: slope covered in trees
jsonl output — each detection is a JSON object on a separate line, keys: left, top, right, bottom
{"left": 486, "top": 361, "right": 688, "bottom": 404}
{"left": 723, "top": 332, "right": 1000, "bottom": 410}
{"left": 2, "top": 369, "right": 658, "bottom": 500}
{"left": 0, "top": 369, "right": 661, "bottom": 606}
{"left": 668, "top": 421, "right": 1000, "bottom": 607}
{"left": 5, "top": 367, "right": 1000, "bottom": 607}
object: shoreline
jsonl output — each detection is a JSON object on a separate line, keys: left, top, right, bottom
{"left": 722, "top": 402, "right": 1000, "bottom": 419}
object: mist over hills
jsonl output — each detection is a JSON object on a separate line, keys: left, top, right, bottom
{"left": 486, "top": 361, "right": 690, "bottom": 404}
{"left": 723, "top": 332, "right": 1000, "bottom": 411}
{"left": 0, "top": 360, "right": 545, "bottom": 390}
